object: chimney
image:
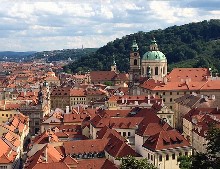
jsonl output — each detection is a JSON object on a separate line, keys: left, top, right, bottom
{"left": 212, "top": 95, "right": 215, "bottom": 100}
{"left": 164, "top": 77, "right": 167, "bottom": 84}
{"left": 147, "top": 95, "right": 150, "bottom": 104}
{"left": 66, "top": 106, "right": 69, "bottom": 114}
{"left": 134, "top": 101, "right": 138, "bottom": 106}
{"left": 122, "top": 98, "right": 124, "bottom": 104}
{"left": 153, "top": 94, "right": 155, "bottom": 98}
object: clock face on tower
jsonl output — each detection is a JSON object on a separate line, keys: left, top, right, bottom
{"left": 134, "top": 53, "right": 137, "bottom": 56}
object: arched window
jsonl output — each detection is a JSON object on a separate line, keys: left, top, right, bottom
{"left": 163, "top": 67, "right": 165, "bottom": 74}
{"left": 147, "top": 67, "right": 150, "bottom": 74}
{"left": 155, "top": 67, "right": 158, "bottom": 75}
{"left": 134, "top": 59, "right": 137, "bottom": 65}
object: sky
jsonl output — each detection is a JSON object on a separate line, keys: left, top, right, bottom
{"left": 0, "top": 0, "right": 219, "bottom": 52}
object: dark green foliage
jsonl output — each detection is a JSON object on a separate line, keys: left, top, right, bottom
{"left": 104, "top": 81, "right": 114, "bottom": 86}
{"left": 178, "top": 125, "right": 220, "bottom": 169}
{"left": 177, "top": 156, "right": 192, "bottom": 169}
{"left": 66, "top": 19, "right": 220, "bottom": 73}
{"left": 119, "top": 156, "right": 157, "bottom": 169}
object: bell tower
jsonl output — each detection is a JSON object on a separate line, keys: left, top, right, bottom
{"left": 111, "top": 56, "right": 117, "bottom": 72}
{"left": 129, "top": 39, "right": 141, "bottom": 84}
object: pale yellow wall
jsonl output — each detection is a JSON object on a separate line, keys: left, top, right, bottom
{"left": 70, "top": 96, "right": 86, "bottom": 106}
{"left": 0, "top": 110, "right": 18, "bottom": 123}
{"left": 82, "top": 126, "right": 90, "bottom": 138}
{"left": 183, "top": 118, "right": 193, "bottom": 144}
{"left": 192, "top": 131, "right": 207, "bottom": 153}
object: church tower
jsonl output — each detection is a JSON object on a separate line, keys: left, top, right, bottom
{"left": 111, "top": 56, "right": 117, "bottom": 72}
{"left": 129, "top": 39, "right": 141, "bottom": 84}
{"left": 141, "top": 38, "right": 167, "bottom": 81}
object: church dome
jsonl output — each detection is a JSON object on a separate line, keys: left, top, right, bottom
{"left": 142, "top": 51, "right": 166, "bottom": 61}
{"left": 142, "top": 38, "right": 166, "bottom": 61}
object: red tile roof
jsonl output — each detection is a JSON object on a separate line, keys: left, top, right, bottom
{"left": 166, "top": 68, "right": 211, "bottom": 82}
{"left": 143, "top": 129, "right": 190, "bottom": 151}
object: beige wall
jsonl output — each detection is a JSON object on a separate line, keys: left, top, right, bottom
{"left": 0, "top": 110, "right": 18, "bottom": 123}
{"left": 192, "top": 131, "right": 207, "bottom": 153}
{"left": 135, "top": 133, "right": 192, "bottom": 169}
{"left": 141, "top": 60, "right": 167, "bottom": 82}
{"left": 183, "top": 118, "right": 193, "bottom": 143}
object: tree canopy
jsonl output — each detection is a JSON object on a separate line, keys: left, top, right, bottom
{"left": 178, "top": 124, "right": 220, "bottom": 169}
{"left": 119, "top": 156, "right": 157, "bottom": 169}
{"left": 65, "top": 19, "right": 220, "bottom": 73}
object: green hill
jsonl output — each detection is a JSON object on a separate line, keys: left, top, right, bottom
{"left": 29, "top": 48, "right": 98, "bottom": 62}
{"left": 64, "top": 19, "right": 220, "bottom": 74}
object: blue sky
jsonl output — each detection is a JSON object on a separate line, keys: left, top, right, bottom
{"left": 0, "top": 0, "right": 219, "bottom": 51}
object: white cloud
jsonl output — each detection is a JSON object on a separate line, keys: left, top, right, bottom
{"left": 0, "top": 0, "right": 219, "bottom": 51}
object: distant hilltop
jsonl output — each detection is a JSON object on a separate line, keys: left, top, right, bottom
{"left": 0, "top": 48, "right": 98, "bottom": 63}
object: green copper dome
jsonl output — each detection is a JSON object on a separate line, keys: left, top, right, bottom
{"left": 142, "top": 38, "right": 166, "bottom": 61}
{"left": 142, "top": 51, "right": 166, "bottom": 61}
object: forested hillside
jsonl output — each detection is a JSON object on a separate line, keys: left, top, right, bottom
{"left": 29, "top": 48, "right": 97, "bottom": 62}
{"left": 64, "top": 19, "right": 220, "bottom": 74}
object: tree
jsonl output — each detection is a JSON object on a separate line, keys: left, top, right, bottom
{"left": 177, "top": 155, "right": 192, "bottom": 169}
{"left": 104, "top": 81, "right": 114, "bottom": 86}
{"left": 178, "top": 124, "right": 220, "bottom": 169}
{"left": 119, "top": 156, "right": 157, "bottom": 169}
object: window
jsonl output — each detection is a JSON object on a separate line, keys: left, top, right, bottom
{"left": 6, "top": 114, "right": 8, "bottom": 117}
{"left": 156, "top": 92, "right": 158, "bottom": 95}
{"left": 148, "top": 153, "right": 150, "bottom": 159}
{"left": 163, "top": 98, "right": 166, "bottom": 103}
{"left": 170, "top": 98, "right": 173, "bottom": 102}
{"left": 179, "top": 153, "right": 182, "bottom": 156}
{"left": 119, "top": 132, "right": 121, "bottom": 135}
{"left": 172, "top": 154, "right": 175, "bottom": 159}
{"left": 128, "top": 132, "right": 131, "bottom": 137}
{"left": 151, "top": 155, "right": 153, "bottom": 161}
{"left": 163, "top": 92, "right": 165, "bottom": 95}
{"left": 185, "top": 152, "right": 188, "bottom": 156}
{"left": 159, "top": 155, "right": 162, "bottom": 161}
{"left": 170, "top": 106, "right": 173, "bottom": 110}
{"left": 155, "top": 67, "right": 159, "bottom": 75}
{"left": 166, "top": 154, "right": 169, "bottom": 160}
{"left": 2, "top": 114, "right": 4, "bottom": 116}
{"left": 170, "top": 92, "right": 172, "bottom": 95}
{"left": 177, "top": 92, "right": 179, "bottom": 95}
{"left": 134, "top": 59, "right": 137, "bottom": 65}
{"left": 147, "top": 67, "right": 150, "bottom": 75}
{"left": 123, "top": 132, "right": 126, "bottom": 137}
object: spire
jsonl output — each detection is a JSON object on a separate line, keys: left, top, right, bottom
{"left": 111, "top": 55, "right": 117, "bottom": 72}
{"left": 112, "top": 55, "right": 116, "bottom": 66}
{"left": 131, "top": 39, "right": 139, "bottom": 52}
{"left": 150, "top": 37, "right": 158, "bottom": 51}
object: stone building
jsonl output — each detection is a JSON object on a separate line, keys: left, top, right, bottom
{"left": 129, "top": 38, "right": 167, "bottom": 84}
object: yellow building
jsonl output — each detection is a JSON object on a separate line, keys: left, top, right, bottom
{"left": 51, "top": 87, "right": 86, "bottom": 110}
{"left": 0, "top": 110, "right": 19, "bottom": 123}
